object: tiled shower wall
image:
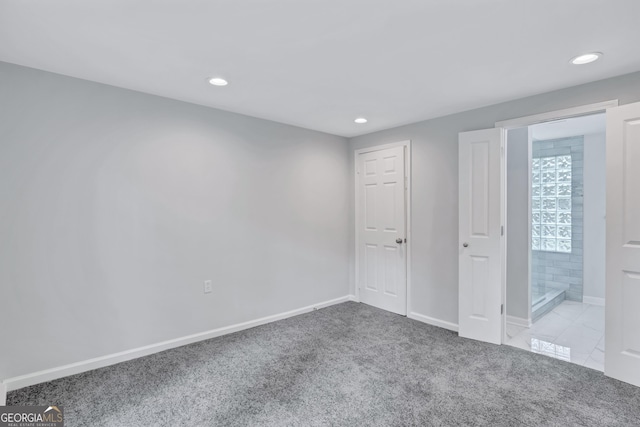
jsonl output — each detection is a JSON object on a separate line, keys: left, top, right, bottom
{"left": 532, "top": 136, "right": 584, "bottom": 302}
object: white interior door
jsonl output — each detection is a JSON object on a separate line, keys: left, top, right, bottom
{"left": 357, "top": 145, "right": 407, "bottom": 315}
{"left": 605, "top": 101, "right": 640, "bottom": 387}
{"left": 459, "top": 128, "right": 504, "bottom": 344}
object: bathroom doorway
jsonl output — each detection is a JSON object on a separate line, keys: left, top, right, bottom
{"left": 504, "top": 113, "right": 606, "bottom": 371}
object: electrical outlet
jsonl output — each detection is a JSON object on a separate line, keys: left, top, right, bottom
{"left": 203, "top": 280, "right": 212, "bottom": 294}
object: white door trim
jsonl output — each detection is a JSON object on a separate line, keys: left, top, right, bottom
{"left": 495, "top": 100, "right": 618, "bottom": 129}
{"left": 354, "top": 140, "right": 412, "bottom": 315}
{"left": 501, "top": 130, "right": 508, "bottom": 343}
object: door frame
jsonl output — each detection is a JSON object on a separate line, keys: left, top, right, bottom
{"left": 504, "top": 128, "right": 534, "bottom": 328}
{"left": 354, "top": 140, "right": 412, "bottom": 315}
{"left": 496, "top": 100, "right": 618, "bottom": 344}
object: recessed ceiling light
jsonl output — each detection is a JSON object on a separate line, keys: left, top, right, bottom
{"left": 570, "top": 52, "right": 602, "bottom": 65}
{"left": 208, "top": 77, "right": 228, "bottom": 86}
{"left": 354, "top": 117, "right": 368, "bottom": 124}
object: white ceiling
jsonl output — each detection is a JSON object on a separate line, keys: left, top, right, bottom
{"left": 530, "top": 113, "right": 606, "bottom": 140}
{"left": 1, "top": 1, "right": 639, "bottom": 137}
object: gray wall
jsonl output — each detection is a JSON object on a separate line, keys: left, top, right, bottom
{"left": 349, "top": 71, "right": 640, "bottom": 326}
{"left": 2, "top": 62, "right": 636, "bottom": 379}
{"left": 532, "top": 137, "right": 584, "bottom": 302}
{"left": 583, "top": 133, "right": 607, "bottom": 300}
{"left": 506, "top": 128, "right": 530, "bottom": 320}
{"left": 0, "top": 62, "right": 351, "bottom": 379}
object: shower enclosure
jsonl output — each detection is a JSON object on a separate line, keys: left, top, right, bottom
{"left": 531, "top": 136, "right": 584, "bottom": 322}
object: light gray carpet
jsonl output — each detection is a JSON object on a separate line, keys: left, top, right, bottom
{"left": 8, "top": 302, "right": 640, "bottom": 426}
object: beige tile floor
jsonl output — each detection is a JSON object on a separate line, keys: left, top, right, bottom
{"left": 506, "top": 300, "right": 605, "bottom": 371}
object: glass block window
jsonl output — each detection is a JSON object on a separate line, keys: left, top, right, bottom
{"left": 532, "top": 155, "right": 572, "bottom": 253}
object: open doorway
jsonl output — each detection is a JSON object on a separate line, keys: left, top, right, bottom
{"left": 504, "top": 113, "right": 606, "bottom": 371}
{"left": 459, "top": 100, "right": 640, "bottom": 386}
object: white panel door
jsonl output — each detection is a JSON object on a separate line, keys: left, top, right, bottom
{"left": 357, "top": 145, "right": 407, "bottom": 315}
{"left": 605, "top": 101, "right": 640, "bottom": 387}
{"left": 459, "top": 128, "right": 504, "bottom": 344}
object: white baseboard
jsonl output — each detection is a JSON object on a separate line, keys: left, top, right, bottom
{"left": 583, "top": 296, "right": 605, "bottom": 306}
{"left": 0, "top": 382, "right": 6, "bottom": 406}
{"left": 506, "top": 315, "right": 532, "bottom": 328}
{"left": 4, "top": 295, "right": 352, "bottom": 392}
{"left": 347, "top": 294, "right": 358, "bottom": 302}
{"left": 408, "top": 312, "right": 459, "bottom": 332}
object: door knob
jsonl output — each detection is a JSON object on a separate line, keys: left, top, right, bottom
{"left": 396, "top": 238, "right": 403, "bottom": 244}
{"left": 463, "top": 242, "right": 469, "bottom": 247}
